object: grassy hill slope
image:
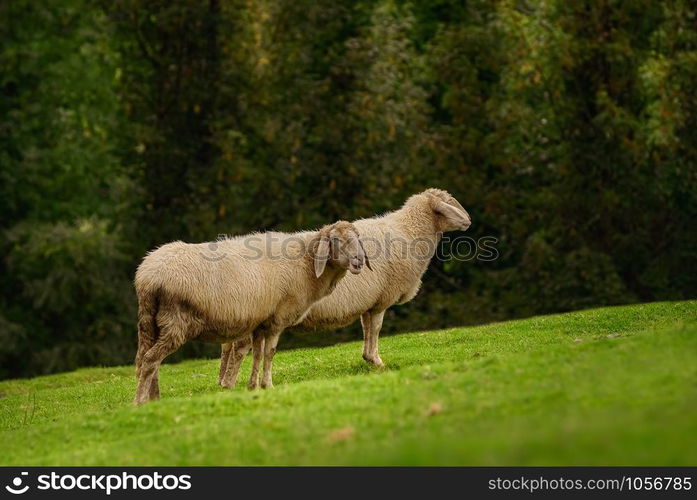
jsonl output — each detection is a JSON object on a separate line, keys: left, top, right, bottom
{"left": 1, "top": 301, "right": 696, "bottom": 465}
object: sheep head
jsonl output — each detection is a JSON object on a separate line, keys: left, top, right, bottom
{"left": 423, "top": 188, "right": 472, "bottom": 233}
{"left": 314, "top": 221, "right": 371, "bottom": 278}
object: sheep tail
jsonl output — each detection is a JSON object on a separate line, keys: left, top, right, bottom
{"left": 135, "top": 290, "right": 160, "bottom": 378}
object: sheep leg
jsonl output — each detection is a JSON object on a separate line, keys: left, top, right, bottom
{"left": 134, "top": 333, "right": 187, "bottom": 405}
{"left": 218, "top": 343, "right": 234, "bottom": 386}
{"left": 261, "top": 329, "right": 283, "bottom": 389}
{"left": 220, "top": 337, "right": 252, "bottom": 388}
{"left": 361, "top": 310, "right": 386, "bottom": 367}
{"left": 148, "top": 371, "right": 160, "bottom": 400}
{"left": 248, "top": 331, "right": 264, "bottom": 390}
{"left": 135, "top": 292, "right": 159, "bottom": 379}
{"left": 135, "top": 340, "right": 153, "bottom": 381}
{"left": 135, "top": 337, "right": 154, "bottom": 380}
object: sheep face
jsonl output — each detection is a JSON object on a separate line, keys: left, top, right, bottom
{"left": 424, "top": 188, "right": 472, "bottom": 233}
{"left": 314, "top": 221, "right": 370, "bottom": 278}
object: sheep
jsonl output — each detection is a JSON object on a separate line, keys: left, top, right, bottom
{"left": 218, "top": 188, "right": 471, "bottom": 388}
{"left": 133, "top": 220, "right": 369, "bottom": 404}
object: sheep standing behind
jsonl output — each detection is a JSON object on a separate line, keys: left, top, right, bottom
{"left": 219, "top": 188, "right": 470, "bottom": 387}
{"left": 134, "top": 221, "right": 368, "bottom": 404}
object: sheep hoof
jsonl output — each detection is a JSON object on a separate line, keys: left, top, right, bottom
{"left": 363, "top": 354, "right": 385, "bottom": 367}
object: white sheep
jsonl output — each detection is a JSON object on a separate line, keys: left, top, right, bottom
{"left": 134, "top": 220, "right": 368, "bottom": 404}
{"left": 219, "top": 188, "right": 471, "bottom": 387}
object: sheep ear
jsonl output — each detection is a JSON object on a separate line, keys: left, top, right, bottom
{"left": 314, "top": 237, "right": 330, "bottom": 278}
{"left": 359, "top": 239, "right": 373, "bottom": 271}
{"left": 434, "top": 200, "right": 471, "bottom": 228}
{"left": 448, "top": 197, "right": 469, "bottom": 218}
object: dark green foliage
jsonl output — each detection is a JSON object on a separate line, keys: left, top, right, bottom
{"left": 0, "top": 0, "right": 136, "bottom": 378}
{"left": 1, "top": 0, "right": 695, "bottom": 378}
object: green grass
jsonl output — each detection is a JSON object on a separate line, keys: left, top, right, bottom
{"left": 1, "top": 301, "right": 696, "bottom": 465}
